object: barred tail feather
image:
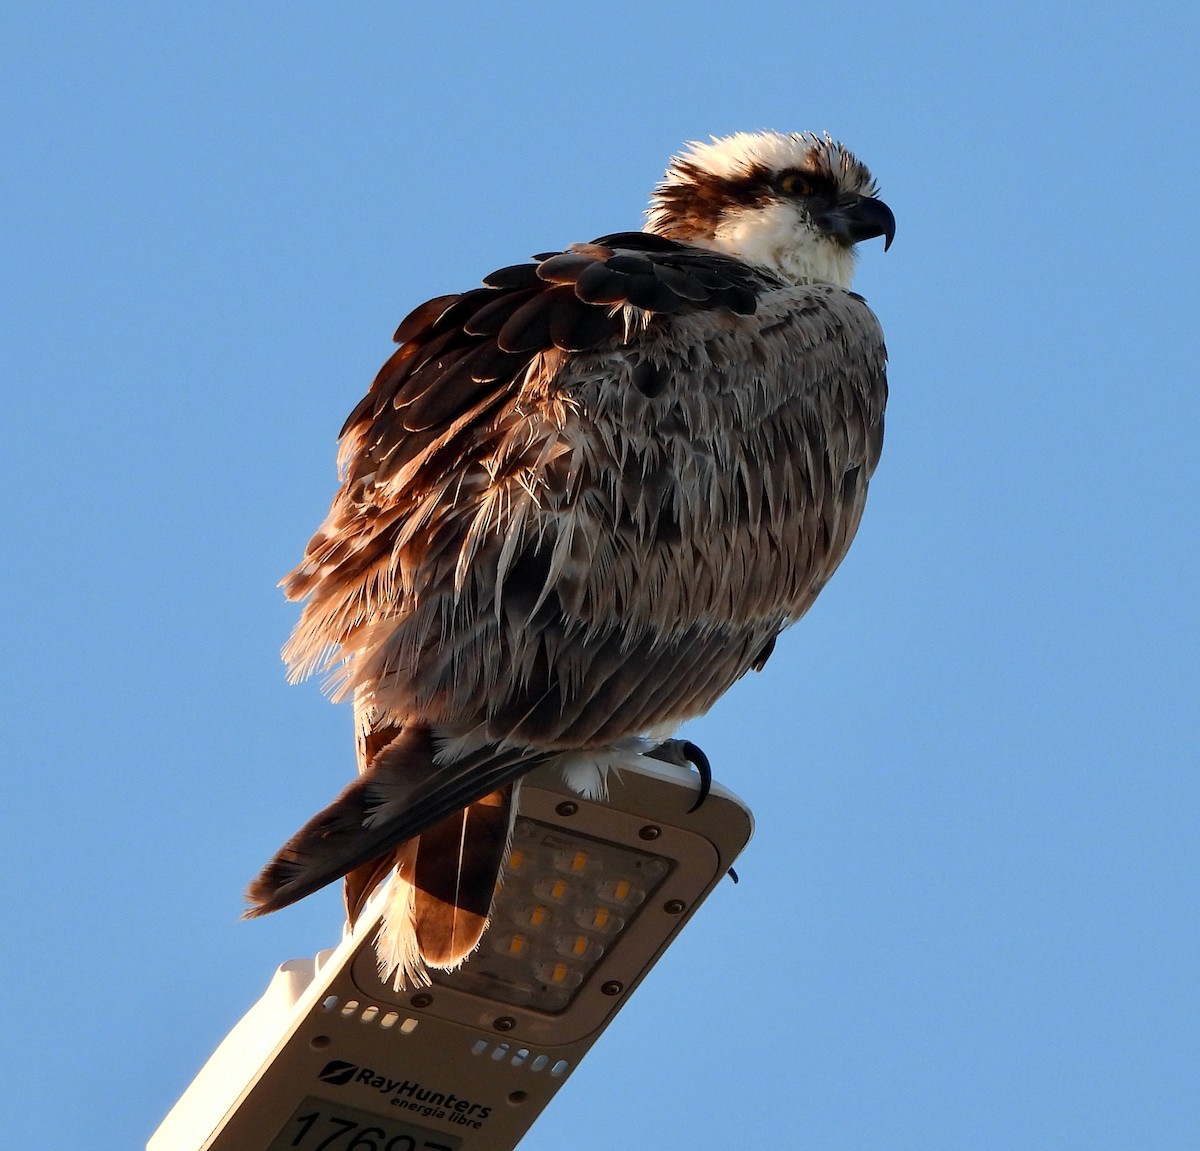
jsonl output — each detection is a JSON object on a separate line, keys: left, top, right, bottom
{"left": 243, "top": 726, "right": 438, "bottom": 917}
{"left": 245, "top": 721, "right": 524, "bottom": 989}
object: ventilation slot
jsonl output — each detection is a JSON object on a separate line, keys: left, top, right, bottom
{"left": 468, "top": 1039, "right": 570, "bottom": 1076}
{"left": 317, "top": 996, "right": 418, "bottom": 1034}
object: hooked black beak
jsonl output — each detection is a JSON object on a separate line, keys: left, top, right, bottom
{"left": 823, "top": 194, "right": 896, "bottom": 251}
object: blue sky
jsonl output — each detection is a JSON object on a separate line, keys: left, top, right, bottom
{"left": 3, "top": 3, "right": 1197, "bottom": 1148}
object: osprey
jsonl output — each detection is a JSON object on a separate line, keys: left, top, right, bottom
{"left": 246, "top": 131, "right": 894, "bottom": 988}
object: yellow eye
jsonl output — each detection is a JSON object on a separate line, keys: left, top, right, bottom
{"left": 779, "top": 172, "right": 813, "bottom": 197}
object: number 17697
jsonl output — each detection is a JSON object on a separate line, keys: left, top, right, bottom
{"left": 268, "top": 1098, "right": 461, "bottom": 1151}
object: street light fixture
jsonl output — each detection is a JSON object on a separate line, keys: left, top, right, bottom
{"left": 149, "top": 754, "right": 753, "bottom": 1151}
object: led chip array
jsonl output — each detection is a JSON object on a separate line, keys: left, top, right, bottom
{"left": 432, "top": 817, "right": 672, "bottom": 1012}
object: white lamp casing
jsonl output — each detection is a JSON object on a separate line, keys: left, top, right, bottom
{"left": 149, "top": 755, "right": 753, "bottom": 1151}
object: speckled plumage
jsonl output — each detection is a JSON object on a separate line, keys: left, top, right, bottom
{"left": 246, "top": 131, "right": 893, "bottom": 988}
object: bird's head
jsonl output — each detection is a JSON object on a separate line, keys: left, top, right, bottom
{"left": 645, "top": 131, "right": 894, "bottom": 288}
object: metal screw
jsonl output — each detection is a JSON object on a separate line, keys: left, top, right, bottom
{"left": 494, "top": 1016, "right": 516, "bottom": 1032}
{"left": 601, "top": 980, "right": 623, "bottom": 996}
{"left": 663, "top": 899, "right": 686, "bottom": 915}
{"left": 638, "top": 825, "right": 661, "bottom": 841}
{"left": 410, "top": 993, "right": 433, "bottom": 1009}
{"left": 556, "top": 801, "right": 578, "bottom": 817}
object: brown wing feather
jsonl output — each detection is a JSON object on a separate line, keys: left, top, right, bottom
{"left": 281, "top": 236, "right": 785, "bottom": 656}
{"left": 283, "top": 262, "right": 884, "bottom": 729}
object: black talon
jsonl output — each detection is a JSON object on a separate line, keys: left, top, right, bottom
{"left": 679, "top": 739, "right": 711, "bottom": 813}
{"left": 727, "top": 867, "right": 739, "bottom": 884}
{"left": 644, "top": 738, "right": 713, "bottom": 812}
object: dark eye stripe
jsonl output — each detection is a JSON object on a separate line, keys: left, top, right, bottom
{"left": 774, "top": 169, "right": 837, "bottom": 199}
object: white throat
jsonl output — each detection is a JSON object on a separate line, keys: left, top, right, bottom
{"left": 710, "top": 201, "right": 856, "bottom": 288}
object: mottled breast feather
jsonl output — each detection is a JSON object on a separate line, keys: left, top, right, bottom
{"left": 282, "top": 232, "right": 887, "bottom": 758}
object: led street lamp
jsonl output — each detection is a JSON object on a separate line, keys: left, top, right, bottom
{"left": 150, "top": 753, "right": 753, "bottom": 1151}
